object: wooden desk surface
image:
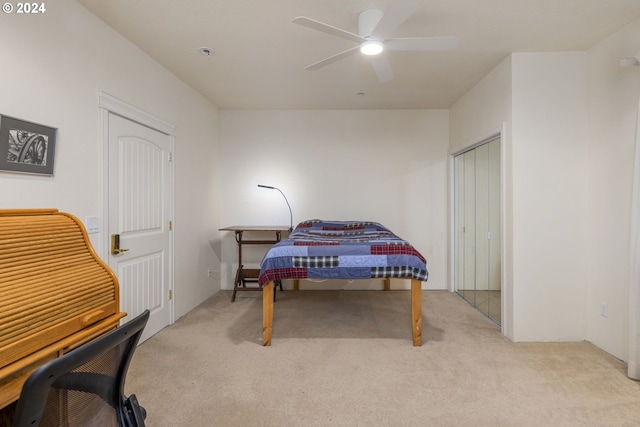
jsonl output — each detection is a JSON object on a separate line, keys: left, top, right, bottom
{"left": 219, "top": 226, "right": 290, "bottom": 232}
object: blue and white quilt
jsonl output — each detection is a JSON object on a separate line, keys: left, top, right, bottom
{"left": 258, "top": 219, "right": 428, "bottom": 286}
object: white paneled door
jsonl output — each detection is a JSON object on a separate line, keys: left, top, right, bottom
{"left": 107, "top": 112, "right": 173, "bottom": 342}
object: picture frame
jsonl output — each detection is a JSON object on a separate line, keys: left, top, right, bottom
{"left": 0, "top": 115, "right": 57, "bottom": 175}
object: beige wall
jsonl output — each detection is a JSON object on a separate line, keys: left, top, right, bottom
{"left": 449, "top": 57, "right": 513, "bottom": 153}
{"left": 450, "top": 17, "right": 640, "bottom": 360}
{"left": 219, "top": 109, "right": 449, "bottom": 291}
{"left": 0, "top": 0, "right": 222, "bottom": 319}
{"left": 452, "top": 51, "right": 590, "bottom": 343}
{"left": 511, "top": 52, "right": 589, "bottom": 342}
{"left": 587, "top": 17, "right": 640, "bottom": 360}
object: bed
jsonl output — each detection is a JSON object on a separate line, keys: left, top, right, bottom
{"left": 259, "top": 219, "right": 429, "bottom": 346}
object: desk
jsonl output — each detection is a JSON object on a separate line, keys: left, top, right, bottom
{"left": 220, "top": 226, "right": 288, "bottom": 301}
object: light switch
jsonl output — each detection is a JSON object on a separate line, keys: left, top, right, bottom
{"left": 85, "top": 216, "right": 100, "bottom": 234}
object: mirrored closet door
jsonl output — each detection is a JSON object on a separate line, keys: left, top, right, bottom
{"left": 454, "top": 137, "right": 501, "bottom": 325}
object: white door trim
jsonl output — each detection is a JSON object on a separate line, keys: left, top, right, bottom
{"left": 99, "top": 91, "right": 175, "bottom": 325}
{"left": 99, "top": 91, "right": 175, "bottom": 135}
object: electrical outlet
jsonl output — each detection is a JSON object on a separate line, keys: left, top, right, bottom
{"left": 600, "top": 302, "right": 608, "bottom": 317}
{"left": 207, "top": 268, "right": 215, "bottom": 277}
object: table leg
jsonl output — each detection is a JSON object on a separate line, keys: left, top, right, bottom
{"left": 263, "top": 281, "right": 274, "bottom": 346}
{"left": 232, "top": 230, "right": 244, "bottom": 303}
{"left": 411, "top": 279, "right": 422, "bottom": 346}
{"left": 231, "top": 266, "right": 241, "bottom": 302}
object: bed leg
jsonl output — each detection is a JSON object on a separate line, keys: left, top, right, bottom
{"left": 263, "top": 281, "right": 274, "bottom": 346}
{"left": 293, "top": 279, "right": 299, "bottom": 291}
{"left": 411, "top": 279, "right": 422, "bottom": 346}
{"left": 384, "top": 278, "right": 390, "bottom": 291}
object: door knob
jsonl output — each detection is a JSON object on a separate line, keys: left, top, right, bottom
{"left": 111, "top": 234, "right": 129, "bottom": 255}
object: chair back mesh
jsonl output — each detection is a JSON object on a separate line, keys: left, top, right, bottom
{"left": 38, "top": 345, "right": 123, "bottom": 426}
{"left": 13, "top": 310, "right": 149, "bottom": 427}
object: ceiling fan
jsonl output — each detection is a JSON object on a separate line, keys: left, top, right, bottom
{"left": 293, "top": 0, "right": 458, "bottom": 83}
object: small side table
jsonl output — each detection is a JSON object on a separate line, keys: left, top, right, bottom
{"left": 219, "top": 226, "right": 288, "bottom": 302}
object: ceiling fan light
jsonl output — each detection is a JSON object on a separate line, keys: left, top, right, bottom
{"left": 360, "top": 40, "right": 383, "bottom": 56}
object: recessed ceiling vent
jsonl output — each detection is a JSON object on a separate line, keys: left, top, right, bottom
{"left": 199, "top": 47, "right": 214, "bottom": 56}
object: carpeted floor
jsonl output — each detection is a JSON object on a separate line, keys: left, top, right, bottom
{"left": 126, "top": 290, "right": 640, "bottom": 426}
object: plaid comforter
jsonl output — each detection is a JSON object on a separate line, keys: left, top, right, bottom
{"left": 258, "top": 219, "right": 428, "bottom": 286}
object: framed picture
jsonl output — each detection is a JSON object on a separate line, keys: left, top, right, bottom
{"left": 0, "top": 115, "right": 57, "bottom": 175}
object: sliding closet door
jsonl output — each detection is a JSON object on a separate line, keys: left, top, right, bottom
{"left": 475, "top": 143, "right": 491, "bottom": 317}
{"left": 455, "top": 151, "right": 477, "bottom": 306}
{"left": 454, "top": 137, "right": 501, "bottom": 324}
{"left": 487, "top": 140, "right": 501, "bottom": 323}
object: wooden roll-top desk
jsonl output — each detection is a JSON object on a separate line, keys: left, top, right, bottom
{"left": 0, "top": 209, "right": 125, "bottom": 414}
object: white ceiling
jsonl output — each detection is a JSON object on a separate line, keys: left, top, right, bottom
{"left": 76, "top": 0, "right": 640, "bottom": 110}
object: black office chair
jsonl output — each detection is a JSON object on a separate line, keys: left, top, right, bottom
{"left": 13, "top": 310, "right": 150, "bottom": 427}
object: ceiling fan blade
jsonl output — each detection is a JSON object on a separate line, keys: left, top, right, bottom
{"left": 371, "top": 0, "right": 422, "bottom": 41}
{"left": 385, "top": 36, "right": 459, "bottom": 51}
{"left": 305, "top": 46, "right": 361, "bottom": 70}
{"left": 371, "top": 56, "right": 394, "bottom": 83}
{"left": 293, "top": 16, "right": 366, "bottom": 43}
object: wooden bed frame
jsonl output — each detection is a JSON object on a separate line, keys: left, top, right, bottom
{"left": 261, "top": 279, "right": 423, "bottom": 347}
